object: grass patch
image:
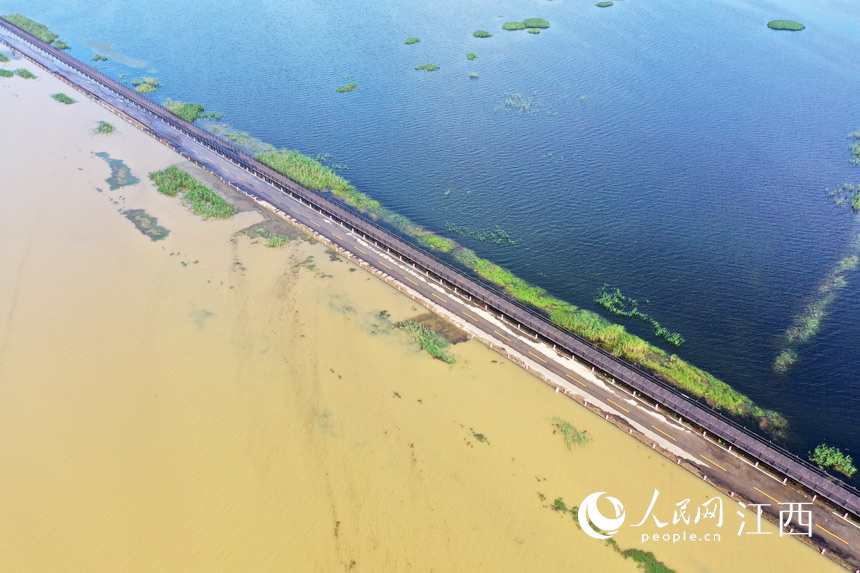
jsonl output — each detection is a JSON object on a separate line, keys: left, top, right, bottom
{"left": 0, "top": 69, "right": 13, "bottom": 78}
{"left": 398, "top": 320, "right": 456, "bottom": 363}
{"left": 92, "top": 54, "right": 108, "bottom": 61}
{"left": 93, "top": 121, "right": 115, "bottom": 135}
{"left": 133, "top": 77, "right": 161, "bottom": 94}
{"left": 50, "top": 92, "right": 76, "bottom": 104}
{"left": 810, "top": 444, "right": 857, "bottom": 478}
{"left": 851, "top": 129, "right": 860, "bottom": 166}
{"left": 617, "top": 548, "right": 675, "bottom": 573}
{"left": 405, "top": 37, "right": 420, "bottom": 44}
{"left": 414, "top": 63, "right": 440, "bottom": 71}
{"left": 257, "top": 149, "right": 355, "bottom": 195}
{"left": 503, "top": 22, "right": 526, "bottom": 31}
{"left": 266, "top": 235, "right": 289, "bottom": 248}
{"left": 767, "top": 20, "right": 805, "bottom": 31}
{"left": 466, "top": 52, "right": 477, "bottom": 60}
{"left": 527, "top": 28, "right": 541, "bottom": 34}
{"left": 552, "top": 418, "right": 592, "bottom": 450}
{"left": 335, "top": 82, "right": 357, "bottom": 93}
{"left": 1, "top": 13, "right": 58, "bottom": 43}
{"left": 0, "top": 53, "right": 9, "bottom": 62}
{"left": 522, "top": 18, "right": 550, "bottom": 28}
{"left": 498, "top": 91, "right": 541, "bottom": 115}
{"left": 148, "top": 165, "right": 237, "bottom": 219}
{"left": 164, "top": 99, "right": 206, "bottom": 122}
{"left": 15, "top": 68, "right": 35, "bottom": 79}
{"left": 473, "top": 30, "right": 492, "bottom": 38}
{"left": 53, "top": 40, "right": 70, "bottom": 50}
{"left": 123, "top": 209, "right": 170, "bottom": 241}
{"left": 596, "top": 1, "right": 614, "bottom": 6}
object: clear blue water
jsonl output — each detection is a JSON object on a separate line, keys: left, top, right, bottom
{"left": 12, "top": 0, "right": 860, "bottom": 470}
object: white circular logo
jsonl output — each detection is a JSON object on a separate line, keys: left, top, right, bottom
{"left": 579, "top": 492, "right": 626, "bottom": 539}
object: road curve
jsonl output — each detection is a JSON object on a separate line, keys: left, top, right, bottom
{"left": 2, "top": 18, "right": 860, "bottom": 569}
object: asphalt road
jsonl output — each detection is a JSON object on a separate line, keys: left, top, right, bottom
{"left": 3, "top": 25, "right": 859, "bottom": 569}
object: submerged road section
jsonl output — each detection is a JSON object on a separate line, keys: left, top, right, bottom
{"left": 3, "top": 19, "right": 860, "bottom": 569}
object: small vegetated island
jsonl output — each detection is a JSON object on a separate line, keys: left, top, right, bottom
{"left": 414, "top": 64, "right": 439, "bottom": 71}
{"left": 131, "top": 77, "right": 161, "bottom": 94}
{"left": 405, "top": 37, "right": 420, "bottom": 45}
{"left": 149, "top": 165, "right": 237, "bottom": 219}
{"left": 503, "top": 18, "right": 550, "bottom": 33}
{"left": 335, "top": 83, "right": 357, "bottom": 93}
{"left": 473, "top": 30, "right": 492, "bottom": 38}
{"left": 596, "top": 2, "right": 614, "bottom": 7}
{"left": 810, "top": 444, "right": 857, "bottom": 478}
{"left": 50, "top": 93, "right": 76, "bottom": 104}
{"left": 767, "top": 20, "right": 805, "bottom": 31}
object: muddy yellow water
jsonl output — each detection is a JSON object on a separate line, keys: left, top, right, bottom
{"left": 0, "top": 56, "right": 839, "bottom": 572}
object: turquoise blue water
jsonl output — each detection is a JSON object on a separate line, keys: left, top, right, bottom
{"left": 10, "top": 0, "right": 860, "bottom": 470}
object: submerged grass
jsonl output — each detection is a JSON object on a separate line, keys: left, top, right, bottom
{"left": 53, "top": 40, "right": 70, "bottom": 50}
{"left": 0, "top": 69, "right": 13, "bottom": 78}
{"left": 398, "top": 320, "right": 456, "bottom": 363}
{"left": 0, "top": 53, "right": 9, "bottom": 62}
{"left": 503, "top": 22, "right": 526, "bottom": 31}
{"left": 1, "top": 13, "right": 58, "bottom": 43}
{"left": 133, "top": 77, "right": 161, "bottom": 94}
{"left": 414, "top": 63, "right": 440, "bottom": 71}
{"left": 253, "top": 144, "right": 785, "bottom": 435}
{"left": 473, "top": 30, "right": 492, "bottom": 38}
{"left": 123, "top": 209, "right": 170, "bottom": 241}
{"left": 94, "top": 151, "right": 139, "bottom": 190}
{"left": 522, "top": 18, "right": 550, "bottom": 29}
{"left": 595, "top": 286, "right": 685, "bottom": 346}
{"left": 851, "top": 129, "right": 860, "bottom": 166}
{"left": 15, "top": 68, "right": 35, "bottom": 79}
{"left": 50, "top": 92, "right": 76, "bottom": 104}
{"left": 149, "top": 165, "right": 237, "bottom": 219}
{"left": 335, "top": 82, "right": 357, "bottom": 93}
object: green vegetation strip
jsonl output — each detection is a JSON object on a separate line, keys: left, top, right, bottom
{"left": 397, "top": 320, "right": 456, "bottom": 363}
{"left": 51, "top": 93, "right": 76, "bottom": 104}
{"left": 767, "top": 20, "right": 805, "bottom": 31}
{"left": 0, "top": 69, "right": 13, "bottom": 78}
{"left": 810, "top": 444, "right": 857, "bottom": 478}
{"left": 522, "top": 18, "right": 550, "bottom": 29}
{"left": 414, "top": 63, "right": 439, "bottom": 71}
{"left": 851, "top": 128, "right": 860, "bottom": 166}
{"left": 1, "top": 13, "right": 58, "bottom": 43}
{"left": 405, "top": 37, "right": 420, "bottom": 45}
{"left": 0, "top": 53, "right": 9, "bottom": 62}
{"left": 473, "top": 30, "right": 492, "bottom": 38}
{"left": 53, "top": 40, "right": 69, "bottom": 50}
{"left": 164, "top": 99, "right": 206, "bottom": 122}
{"left": 527, "top": 28, "right": 541, "bottom": 34}
{"left": 93, "top": 121, "right": 115, "bottom": 135}
{"left": 254, "top": 147, "right": 785, "bottom": 435}
{"left": 149, "top": 166, "right": 237, "bottom": 219}
{"left": 335, "top": 83, "right": 357, "bottom": 93}
{"left": 92, "top": 54, "right": 108, "bottom": 61}
{"left": 15, "top": 68, "right": 35, "bottom": 79}
{"left": 596, "top": 1, "right": 614, "bottom": 6}
{"left": 595, "top": 286, "right": 684, "bottom": 346}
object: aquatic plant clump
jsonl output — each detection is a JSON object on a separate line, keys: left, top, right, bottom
{"left": 257, "top": 149, "right": 355, "bottom": 195}
{"left": 0, "top": 69, "right": 13, "bottom": 77}
{"left": 850, "top": 128, "right": 860, "bottom": 166}
{"left": 767, "top": 20, "right": 805, "bottom": 31}
{"left": 414, "top": 63, "right": 440, "bottom": 71}
{"left": 527, "top": 28, "right": 541, "bottom": 34}
{"left": 0, "top": 53, "right": 9, "bottom": 62}
{"left": 53, "top": 40, "right": 70, "bottom": 50}
{"left": 830, "top": 183, "right": 860, "bottom": 213}
{"left": 133, "top": 77, "right": 161, "bottom": 94}
{"left": 503, "top": 22, "right": 527, "bottom": 31}
{"left": 810, "top": 444, "right": 857, "bottom": 478}
{"left": 1, "top": 13, "right": 59, "bottom": 43}
{"left": 596, "top": 1, "right": 614, "bottom": 6}
{"left": 552, "top": 418, "right": 591, "bottom": 450}
{"left": 148, "top": 165, "right": 237, "bottom": 219}
{"left": 522, "top": 18, "right": 550, "bottom": 29}
{"left": 50, "top": 93, "right": 76, "bottom": 104}
{"left": 466, "top": 52, "right": 477, "bottom": 60}
{"left": 15, "top": 68, "right": 35, "bottom": 79}
{"left": 397, "top": 320, "right": 456, "bottom": 363}
{"left": 405, "top": 37, "right": 420, "bottom": 45}
{"left": 473, "top": 30, "right": 492, "bottom": 38}
{"left": 92, "top": 54, "right": 108, "bottom": 61}
{"left": 93, "top": 121, "right": 115, "bottom": 135}
{"left": 335, "top": 83, "right": 357, "bottom": 93}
